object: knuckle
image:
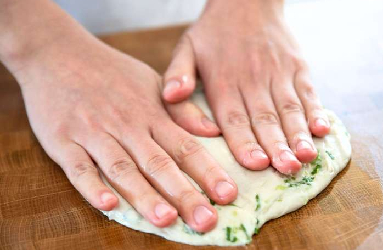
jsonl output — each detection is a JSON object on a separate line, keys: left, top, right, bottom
{"left": 280, "top": 100, "right": 303, "bottom": 115}
{"left": 77, "top": 109, "right": 102, "bottom": 131}
{"left": 204, "top": 164, "right": 217, "bottom": 177}
{"left": 51, "top": 122, "right": 70, "bottom": 138}
{"left": 302, "top": 83, "right": 318, "bottom": 101}
{"left": 294, "top": 58, "right": 308, "bottom": 70}
{"left": 109, "top": 106, "right": 135, "bottom": 129}
{"left": 69, "top": 162, "right": 98, "bottom": 180}
{"left": 86, "top": 118, "right": 102, "bottom": 131}
{"left": 269, "top": 55, "right": 281, "bottom": 70}
{"left": 214, "top": 81, "right": 233, "bottom": 93}
{"left": 202, "top": 165, "right": 219, "bottom": 184}
{"left": 251, "top": 112, "right": 279, "bottom": 125}
{"left": 146, "top": 154, "right": 175, "bottom": 178}
{"left": 225, "top": 111, "right": 250, "bottom": 128}
{"left": 175, "top": 137, "right": 203, "bottom": 162}
{"left": 249, "top": 55, "right": 264, "bottom": 73}
{"left": 107, "top": 158, "right": 138, "bottom": 181}
{"left": 177, "top": 189, "right": 197, "bottom": 204}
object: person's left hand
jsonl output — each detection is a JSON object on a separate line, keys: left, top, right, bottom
{"left": 161, "top": 0, "right": 330, "bottom": 174}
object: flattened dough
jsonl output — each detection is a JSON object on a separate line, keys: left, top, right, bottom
{"left": 101, "top": 88, "right": 352, "bottom": 246}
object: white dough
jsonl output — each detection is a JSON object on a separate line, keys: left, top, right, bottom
{"left": 101, "top": 88, "right": 352, "bottom": 246}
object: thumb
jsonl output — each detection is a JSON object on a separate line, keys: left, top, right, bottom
{"left": 163, "top": 34, "right": 196, "bottom": 104}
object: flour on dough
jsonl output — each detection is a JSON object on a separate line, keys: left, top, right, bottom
{"left": 101, "top": 88, "right": 352, "bottom": 246}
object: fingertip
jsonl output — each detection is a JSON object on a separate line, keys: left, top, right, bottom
{"left": 190, "top": 205, "right": 218, "bottom": 233}
{"left": 151, "top": 203, "right": 178, "bottom": 228}
{"left": 275, "top": 151, "right": 302, "bottom": 174}
{"left": 243, "top": 150, "right": 270, "bottom": 170}
{"left": 174, "top": 115, "right": 220, "bottom": 137}
{"left": 163, "top": 76, "right": 195, "bottom": 104}
{"left": 213, "top": 181, "right": 238, "bottom": 205}
{"left": 277, "top": 161, "right": 302, "bottom": 175}
{"left": 200, "top": 117, "right": 221, "bottom": 136}
{"left": 295, "top": 140, "right": 318, "bottom": 163}
{"left": 296, "top": 148, "right": 318, "bottom": 163}
{"left": 310, "top": 118, "right": 331, "bottom": 137}
{"left": 98, "top": 192, "right": 119, "bottom": 211}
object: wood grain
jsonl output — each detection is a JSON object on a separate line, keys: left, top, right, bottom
{"left": 1, "top": 1, "right": 383, "bottom": 249}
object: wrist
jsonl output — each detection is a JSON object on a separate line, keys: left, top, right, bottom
{"left": 0, "top": 0, "right": 95, "bottom": 74}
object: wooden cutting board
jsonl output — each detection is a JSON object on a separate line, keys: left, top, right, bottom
{"left": 1, "top": 1, "right": 383, "bottom": 249}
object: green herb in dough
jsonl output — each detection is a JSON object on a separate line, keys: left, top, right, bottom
{"left": 311, "top": 164, "right": 322, "bottom": 175}
{"left": 209, "top": 198, "right": 216, "bottom": 206}
{"left": 183, "top": 224, "right": 204, "bottom": 235}
{"left": 311, "top": 151, "right": 323, "bottom": 175}
{"left": 275, "top": 184, "right": 287, "bottom": 190}
{"left": 239, "top": 224, "right": 251, "bottom": 240}
{"left": 285, "top": 176, "right": 314, "bottom": 187}
{"left": 325, "top": 150, "right": 335, "bottom": 160}
{"left": 227, "top": 203, "right": 239, "bottom": 207}
{"left": 254, "top": 218, "right": 260, "bottom": 234}
{"left": 226, "top": 227, "right": 238, "bottom": 242}
{"left": 255, "top": 194, "right": 261, "bottom": 211}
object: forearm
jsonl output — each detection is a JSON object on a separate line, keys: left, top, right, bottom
{"left": 0, "top": 0, "right": 98, "bottom": 74}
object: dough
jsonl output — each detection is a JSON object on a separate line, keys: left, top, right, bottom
{"left": 101, "top": 89, "right": 352, "bottom": 246}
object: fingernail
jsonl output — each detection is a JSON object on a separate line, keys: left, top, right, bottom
{"left": 296, "top": 141, "right": 313, "bottom": 151}
{"left": 164, "top": 80, "right": 181, "bottom": 96}
{"left": 251, "top": 150, "right": 268, "bottom": 160}
{"left": 315, "top": 118, "right": 328, "bottom": 128}
{"left": 155, "top": 203, "right": 173, "bottom": 219}
{"left": 101, "top": 192, "right": 116, "bottom": 204}
{"left": 215, "top": 181, "right": 234, "bottom": 198}
{"left": 280, "top": 151, "right": 298, "bottom": 162}
{"left": 201, "top": 117, "right": 218, "bottom": 130}
{"left": 193, "top": 206, "right": 213, "bottom": 225}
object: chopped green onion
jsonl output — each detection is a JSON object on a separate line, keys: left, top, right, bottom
{"left": 239, "top": 223, "right": 251, "bottom": 240}
{"left": 255, "top": 194, "right": 261, "bottom": 211}
{"left": 226, "top": 227, "right": 238, "bottom": 242}
{"left": 311, "top": 150, "right": 323, "bottom": 175}
{"left": 325, "top": 150, "right": 335, "bottom": 160}
{"left": 275, "top": 184, "right": 287, "bottom": 190}
{"left": 183, "top": 224, "right": 204, "bottom": 235}
{"left": 227, "top": 203, "right": 239, "bottom": 207}
{"left": 285, "top": 176, "right": 314, "bottom": 187}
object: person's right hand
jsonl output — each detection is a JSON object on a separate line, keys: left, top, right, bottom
{"left": 7, "top": 26, "right": 237, "bottom": 233}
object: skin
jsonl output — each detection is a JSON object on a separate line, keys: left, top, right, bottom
{"left": 163, "top": 0, "right": 331, "bottom": 174}
{"left": 0, "top": 0, "right": 238, "bottom": 232}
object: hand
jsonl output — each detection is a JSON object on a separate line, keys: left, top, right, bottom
{"left": 1, "top": 1, "right": 237, "bottom": 233}
{"left": 162, "top": 0, "right": 330, "bottom": 174}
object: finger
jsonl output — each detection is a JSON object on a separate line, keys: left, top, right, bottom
{"left": 242, "top": 84, "right": 302, "bottom": 174}
{"left": 165, "top": 99, "right": 220, "bottom": 137}
{"left": 120, "top": 134, "right": 217, "bottom": 233}
{"left": 207, "top": 83, "right": 270, "bottom": 170}
{"left": 295, "top": 70, "right": 330, "bottom": 137}
{"left": 271, "top": 79, "right": 318, "bottom": 163}
{"left": 152, "top": 119, "right": 237, "bottom": 205}
{"left": 163, "top": 34, "right": 196, "bottom": 103}
{"left": 82, "top": 133, "right": 178, "bottom": 228}
{"left": 49, "top": 140, "right": 119, "bottom": 211}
